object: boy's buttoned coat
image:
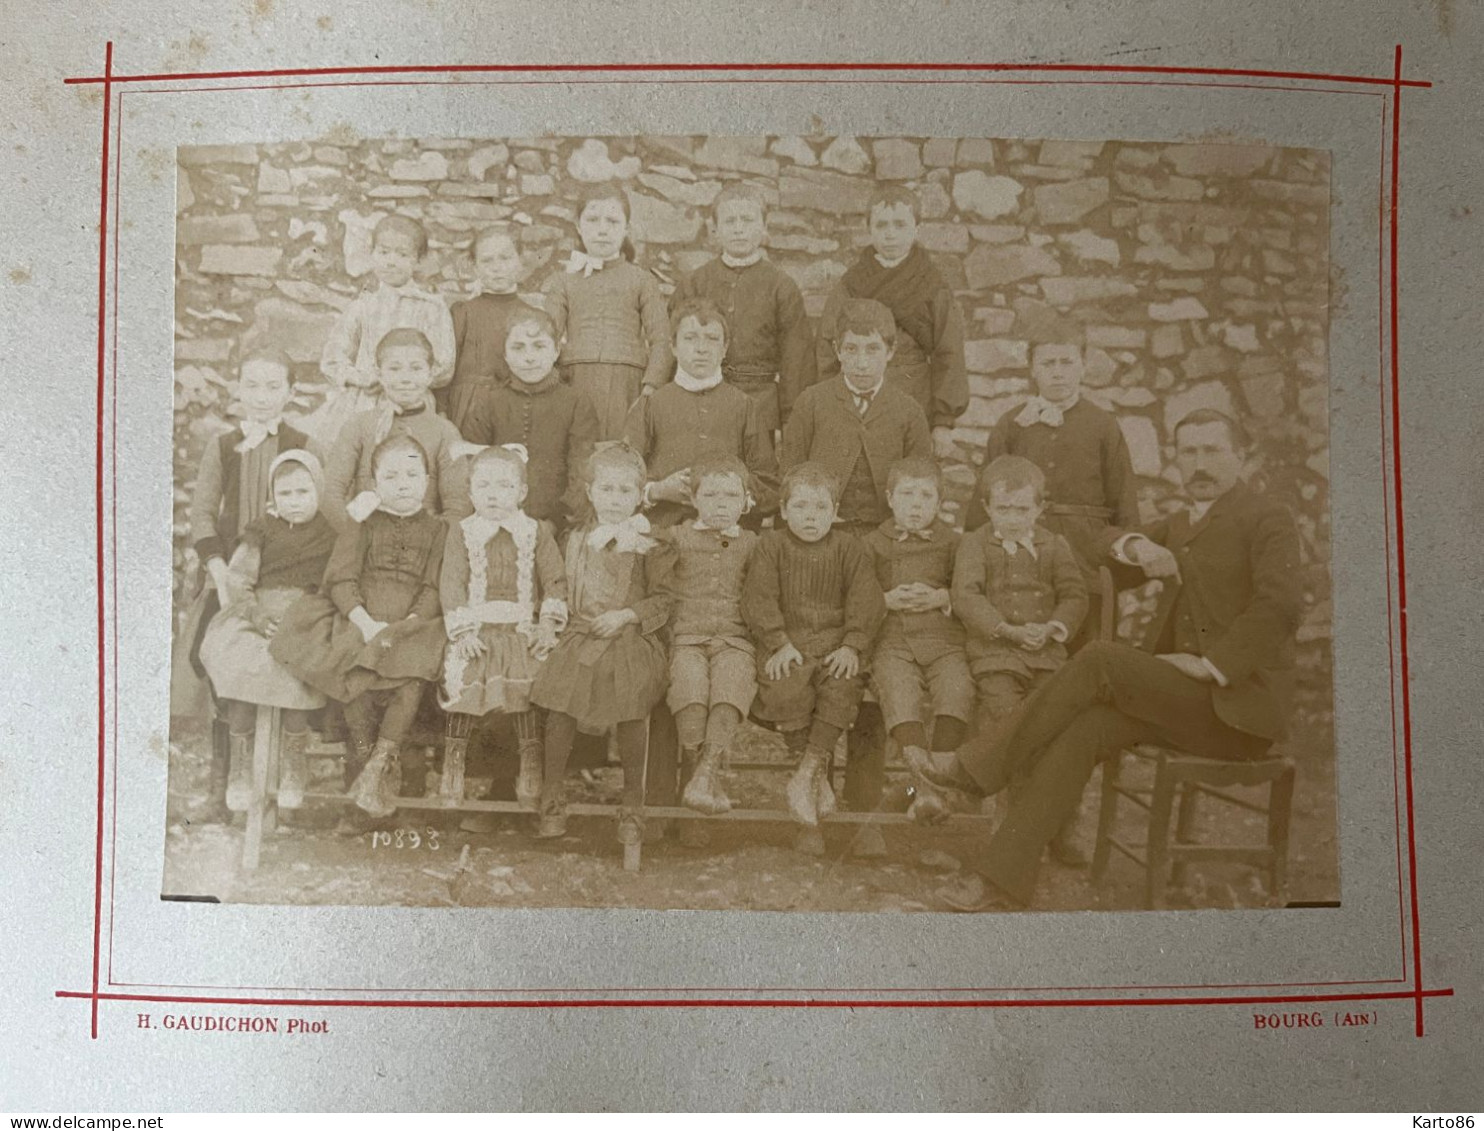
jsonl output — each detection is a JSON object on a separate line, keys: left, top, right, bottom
{"left": 780, "top": 379, "right": 931, "bottom": 523}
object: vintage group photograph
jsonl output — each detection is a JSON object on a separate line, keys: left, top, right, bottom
{"left": 163, "top": 131, "right": 1337, "bottom": 915}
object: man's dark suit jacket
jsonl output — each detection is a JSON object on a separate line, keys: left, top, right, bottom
{"left": 1112, "top": 481, "right": 1304, "bottom": 744}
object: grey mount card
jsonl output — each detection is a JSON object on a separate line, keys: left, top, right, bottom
{"left": 1, "top": 0, "right": 1480, "bottom": 1112}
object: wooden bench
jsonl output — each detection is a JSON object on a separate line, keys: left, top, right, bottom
{"left": 239, "top": 706, "right": 990, "bottom": 873}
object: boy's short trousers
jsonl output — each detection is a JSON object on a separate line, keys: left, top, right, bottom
{"left": 667, "top": 637, "right": 757, "bottom": 715}
{"left": 870, "top": 646, "right": 974, "bottom": 733}
{"left": 753, "top": 653, "right": 867, "bottom": 731}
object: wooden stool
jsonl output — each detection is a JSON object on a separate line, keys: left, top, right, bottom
{"left": 1092, "top": 744, "right": 1296, "bottom": 909}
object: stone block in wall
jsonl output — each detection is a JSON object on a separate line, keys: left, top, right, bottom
{"left": 466, "top": 145, "right": 509, "bottom": 180}
{"left": 971, "top": 224, "right": 1025, "bottom": 244}
{"left": 779, "top": 168, "right": 873, "bottom": 215}
{"left": 1249, "top": 179, "right": 1328, "bottom": 207}
{"left": 512, "top": 151, "right": 546, "bottom": 174}
{"left": 872, "top": 139, "right": 922, "bottom": 180}
{"left": 1238, "top": 365, "right": 1287, "bottom": 421}
{"left": 919, "top": 179, "right": 951, "bottom": 219}
{"left": 820, "top": 136, "right": 871, "bottom": 175}
{"left": 175, "top": 338, "right": 234, "bottom": 363}
{"left": 770, "top": 137, "right": 819, "bottom": 167}
{"left": 1085, "top": 325, "right": 1146, "bottom": 349}
{"left": 922, "top": 138, "right": 958, "bottom": 167}
{"left": 1181, "top": 345, "right": 1233, "bottom": 381}
{"left": 1032, "top": 177, "right": 1108, "bottom": 225}
{"left": 1037, "top": 276, "right": 1136, "bottom": 306}
{"left": 1148, "top": 297, "right": 1208, "bottom": 321}
{"left": 1097, "top": 386, "right": 1158, "bottom": 409}
{"left": 1057, "top": 229, "right": 1120, "bottom": 265}
{"left": 964, "top": 338, "right": 1028, "bottom": 374}
{"left": 177, "top": 214, "right": 261, "bottom": 245}
{"left": 1115, "top": 170, "right": 1204, "bottom": 202}
{"left": 694, "top": 138, "right": 779, "bottom": 177}
{"left": 959, "top": 394, "right": 1024, "bottom": 429}
{"left": 1011, "top": 164, "right": 1084, "bottom": 182}
{"left": 1038, "top": 140, "right": 1104, "bottom": 168}
{"left": 566, "top": 139, "right": 642, "bottom": 182}
{"left": 250, "top": 297, "right": 341, "bottom": 364}
{"left": 1162, "top": 379, "right": 1234, "bottom": 433}
{"left": 1298, "top": 383, "right": 1327, "bottom": 432}
{"left": 389, "top": 151, "right": 449, "bottom": 181}
{"left": 177, "top": 167, "right": 195, "bottom": 213}
{"left": 256, "top": 163, "right": 292, "bottom": 194}
{"left": 338, "top": 209, "right": 388, "bottom": 277}
{"left": 766, "top": 233, "right": 839, "bottom": 254}
{"left": 1082, "top": 347, "right": 1117, "bottom": 387}
{"left": 952, "top": 171, "right": 1023, "bottom": 220}
{"left": 1162, "top": 144, "right": 1273, "bottom": 178}
{"left": 974, "top": 308, "right": 1017, "bottom": 335}
{"left": 1223, "top": 322, "right": 1261, "bottom": 352}
{"left": 1010, "top": 297, "right": 1064, "bottom": 341}
{"left": 1134, "top": 242, "right": 1216, "bottom": 271}
{"left": 1118, "top": 414, "right": 1163, "bottom": 477}
{"left": 957, "top": 139, "right": 997, "bottom": 166}
{"left": 274, "top": 280, "right": 350, "bottom": 310}
{"left": 367, "top": 185, "right": 430, "bottom": 199}
{"left": 638, "top": 173, "right": 723, "bottom": 208}
{"left": 1150, "top": 324, "right": 1184, "bottom": 357}
{"left": 916, "top": 222, "right": 969, "bottom": 253}
{"left": 198, "top": 245, "right": 283, "bottom": 276}
{"left": 1113, "top": 146, "right": 1160, "bottom": 169}
{"left": 964, "top": 243, "right": 1060, "bottom": 288}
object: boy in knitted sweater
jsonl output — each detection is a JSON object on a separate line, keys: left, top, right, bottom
{"left": 742, "top": 462, "right": 886, "bottom": 851}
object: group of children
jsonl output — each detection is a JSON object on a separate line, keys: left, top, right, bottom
{"left": 181, "top": 175, "right": 1141, "bottom": 862}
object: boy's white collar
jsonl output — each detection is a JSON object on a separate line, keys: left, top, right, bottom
{"left": 674, "top": 367, "right": 724, "bottom": 393}
{"left": 722, "top": 248, "right": 766, "bottom": 269}
{"left": 843, "top": 373, "right": 886, "bottom": 400}
{"left": 874, "top": 250, "right": 911, "bottom": 269}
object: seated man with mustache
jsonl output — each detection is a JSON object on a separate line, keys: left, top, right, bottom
{"left": 911, "top": 408, "right": 1305, "bottom": 911}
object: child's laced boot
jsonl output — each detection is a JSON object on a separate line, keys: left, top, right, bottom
{"left": 515, "top": 736, "right": 543, "bottom": 810}
{"left": 534, "top": 779, "right": 567, "bottom": 839}
{"left": 203, "top": 725, "right": 232, "bottom": 824}
{"left": 276, "top": 728, "right": 310, "bottom": 809}
{"left": 682, "top": 742, "right": 731, "bottom": 815}
{"left": 225, "top": 732, "right": 253, "bottom": 813}
{"left": 439, "top": 733, "right": 468, "bottom": 806}
{"left": 349, "top": 738, "right": 400, "bottom": 818}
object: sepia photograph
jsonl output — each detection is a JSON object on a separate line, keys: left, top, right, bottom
{"left": 162, "top": 131, "right": 1337, "bottom": 915}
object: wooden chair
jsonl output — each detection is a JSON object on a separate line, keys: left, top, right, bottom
{"left": 1092, "top": 744, "right": 1296, "bottom": 909}
{"left": 1088, "top": 572, "right": 1296, "bottom": 908}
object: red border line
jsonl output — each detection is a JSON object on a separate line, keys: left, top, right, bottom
{"left": 61, "top": 60, "right": 1432, "bottom": 88}
{"left": 118, "top": 77, "right": 1386, "bottom": 99}
{"left": 90, "top": 39, "right": 113, "bottom": 1044}
{"left": 1377, "top": 94, "right": 1408, "bottom": 984}
{"left": 107, "top": 88, "right": 124, "bottom": 986}
{"left": 58, "top": 988, "right": 1452, "bottom": 1011}
{"left": 80, "top": 44, "right": 1440, "bottom": 1029}
{"left": 1387, "top": 45, "right": 1425, "bottom": 1040}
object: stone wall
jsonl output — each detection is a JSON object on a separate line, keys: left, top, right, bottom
{"left": 174, "top": 134, "right": 1333, "bottom": 699}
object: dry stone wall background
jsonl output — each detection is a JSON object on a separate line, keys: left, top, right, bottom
{"left": 174, "top": 134, "right": 1333, "bottom": 712}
